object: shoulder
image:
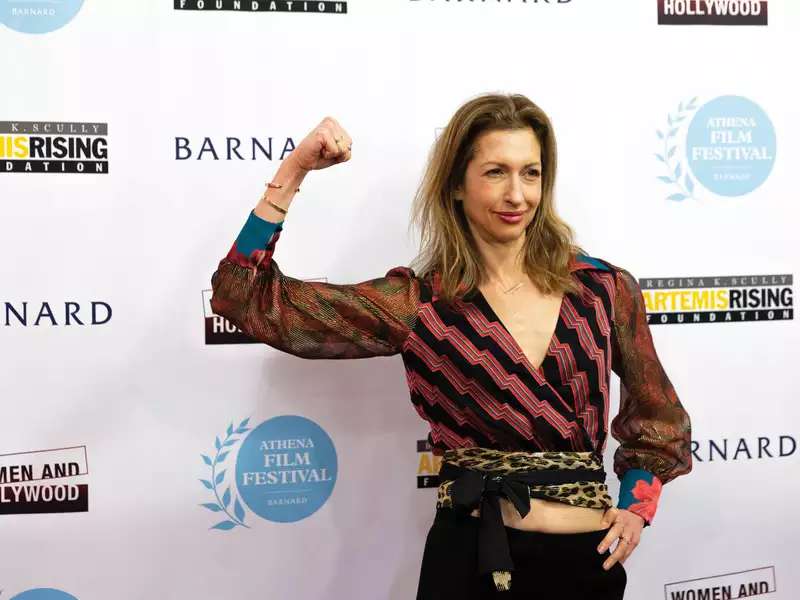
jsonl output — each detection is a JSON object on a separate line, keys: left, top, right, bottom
{"left": 384, "top": 265, "right": 417, "bottom": 280}
{"left": 571, "top": 252, "right": 636, "bottom": 279}
{"left": 570, "top": 253, "right": 641, "bottom": 294}
{"left": 569, "top": 252, "right": 620, "bottom": 274}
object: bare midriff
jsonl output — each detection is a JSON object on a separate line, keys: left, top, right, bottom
{"left": 469, "top": 497, "right": 607, "bottom": 534}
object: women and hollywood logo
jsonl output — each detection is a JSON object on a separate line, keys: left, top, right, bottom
{"left": 655, "top": 95, "right": 776, "bottom": 201}
{"left": 198, "top": 415, "right": 337, "bottom": 531}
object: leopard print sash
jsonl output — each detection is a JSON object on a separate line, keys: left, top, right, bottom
{"left": 436, "top": 447, "right": 613, "bottom": 511}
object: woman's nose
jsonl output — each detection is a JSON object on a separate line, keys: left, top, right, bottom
{"left": 504, "top": 176, "right": 526, "bottom": 204}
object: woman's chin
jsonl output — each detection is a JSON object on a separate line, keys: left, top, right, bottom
{"left": 489, "top": 229, "right": 526, "bottom": 244}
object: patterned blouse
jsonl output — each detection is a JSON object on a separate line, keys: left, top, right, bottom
{"left": 211, "top": 210, "right": 692, "bottom": 526}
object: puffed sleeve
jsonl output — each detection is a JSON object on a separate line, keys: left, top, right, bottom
{"left": 609, "top": 266, "right": 692, "bottom": 525}
{"left": 210, "top": 210, "right": 420, "bottom": 359}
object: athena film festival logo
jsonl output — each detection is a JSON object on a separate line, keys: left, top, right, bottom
{"left": 640, "top": 273, "right": 793, "bottom": 326}
{"left": 654, "top": 96, "right": 775, "bottom": 202}
{"left": 657, "top": 0, "right": 768, "bottom": 25}
{"left": 1, "top": 121, "right": 108, "bottom": 175}
{"left": 7, "top": 590, "right": 79, "bottom": 600}
{"left": 174, "top": 1, "right": 348, "bottom": 14}
{"left": 198, "top": 415, "right": 337, "bottom": 530}
{"left": 1, "top": 0, "right": 85, "bottom": 34}
{"left": 0, "top": 446, "right": 89, "bottom": 515}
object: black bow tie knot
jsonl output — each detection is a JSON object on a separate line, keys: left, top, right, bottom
{"left": 449, "top": 469, "right": 531, "bottom": 519}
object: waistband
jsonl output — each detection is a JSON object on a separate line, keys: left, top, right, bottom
{"left": 436, "top": 447, "right": 612, "bottom": 592}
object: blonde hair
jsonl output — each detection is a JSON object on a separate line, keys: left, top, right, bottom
{"left": 409, "top": 92, "right": 584, "bottom": 304}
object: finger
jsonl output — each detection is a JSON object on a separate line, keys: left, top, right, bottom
{"left": 332, "top": 126, "right": 351, "bottom": 159}
{"left": 603, "top": 538, "right": 628, "bottom": 570}
{"left": 622, "top": 539, "right": 638, "bottom": 563}
{"left": 320, "top": 117, "right": 347, "bottom": 153}
{"left": 597, "top": 522, "right": 623, "bottom": 554}
{"left": 331, "top": 127, "right": 350, "bottom": 158}
{"left": 618, "top": 532, "right": 639, "bottom": 564}
{"left": 317, "top": 127, "right": 342, "bottom": 161}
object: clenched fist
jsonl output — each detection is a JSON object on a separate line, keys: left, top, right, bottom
{"left": 290, "top": 116, "right": 353, "bottom": 173}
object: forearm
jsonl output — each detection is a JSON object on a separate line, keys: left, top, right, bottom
{"left": 254, "top": 157, "right": 309, "bottom": 222}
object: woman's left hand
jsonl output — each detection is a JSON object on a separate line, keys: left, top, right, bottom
{"left": 597, "top": 507, "right": 645, "bottom": 570}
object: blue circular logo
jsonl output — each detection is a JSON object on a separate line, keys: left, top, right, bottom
{"left": 11, "top": 590, "right": 78, "bottom": 600}
{"left": 1, "top": 0, "right": 85, "bottom": 34}
{"left": 236, "top": 415, "right": 337, "bottom": 523}
{"left": 686, "top": 95, "right": 776, "bottom": 197}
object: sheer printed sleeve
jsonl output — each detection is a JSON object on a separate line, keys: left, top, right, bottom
{"left": 609, "top": 266, "right": 692, "bottom": 525}
{"left": 210, "top": 210, "right": 420, "bottom": 359}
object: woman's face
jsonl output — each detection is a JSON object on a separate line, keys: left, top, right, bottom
{"left": 455, "top": 128, "right": 542, "bottom": 246}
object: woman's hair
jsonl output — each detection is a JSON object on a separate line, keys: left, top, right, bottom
{"left": 409, "top": 92, "right": 584, "bottom": 304}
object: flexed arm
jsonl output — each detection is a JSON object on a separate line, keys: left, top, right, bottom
{"left": 210, "top": 117, "right": 420, "bottom": 359}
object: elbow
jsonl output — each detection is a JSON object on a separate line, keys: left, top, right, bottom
{"left": 209, "top": 268, "right": 231, "bottom": 320}
{"left": 209, "top": 292, "right": 228, "bottom": 320}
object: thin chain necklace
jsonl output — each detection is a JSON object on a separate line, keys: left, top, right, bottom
{"left": 487, "top": 277, "right": 526, "bottom": 294}
{"left": 502, "top": 281, "right": 525, "bottom": 294}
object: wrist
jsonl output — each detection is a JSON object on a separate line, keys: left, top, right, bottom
{"left": 279, "top": 155, "right": 310, "bottom": 181}
{"left": 255, "top": 159, "right": 307, "bottom": 221}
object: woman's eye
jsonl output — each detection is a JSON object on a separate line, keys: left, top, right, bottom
{"left": 486, "top": 168, "right": 540, "bottom": 176}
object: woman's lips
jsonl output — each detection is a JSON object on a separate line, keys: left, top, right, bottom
{"left": 495, "top": 211, "right": 524, "bottom": 224}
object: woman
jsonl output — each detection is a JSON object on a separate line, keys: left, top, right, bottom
{"left": 210, "top": 93, "right": 692, "bottom": 599}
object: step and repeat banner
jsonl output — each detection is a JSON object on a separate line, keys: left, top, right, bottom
{"left": 2, "top": 1, "right": 798, "bottom": 599}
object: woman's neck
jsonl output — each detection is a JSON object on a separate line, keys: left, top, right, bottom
{"left": 473, "top": 233, "right": 528, "bottom": 286}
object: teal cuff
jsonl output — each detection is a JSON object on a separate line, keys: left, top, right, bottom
{"left": 234, "top": 210, "right": 283, "bottom": 257}
{"left": 618, "top": 468, "right": 654, "bottom": 509}
{"left": 617, "top": 468, "right": 661, "bottom": 526}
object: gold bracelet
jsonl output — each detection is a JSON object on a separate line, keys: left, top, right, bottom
{"left": 262, "top": 180, "right": 298, "bottom": 215}
{"left": 267, "top": 181, "right": 300, "bottom": 192}
{"left": 267, "top": 199, "right": 288, "bottom": 215}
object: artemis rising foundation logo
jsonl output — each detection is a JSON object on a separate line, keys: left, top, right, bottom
{"left": 641, "top": 273, "right": 793, "bottom": 325}
{"left": 1, "top": 121, "right": 108, "bottom": 174}
{"left": 174, "top": 1, "right": 347, "bottom": 13}
{"left": 416, "top": 438, "right": 442, "bottom": 489}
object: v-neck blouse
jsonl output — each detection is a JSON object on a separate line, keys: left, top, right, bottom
{"left": 470, "top": 287, "right": 563, "bottom": 377}
{"left": 210, "top": 210, "right": 693, "bottom": 523}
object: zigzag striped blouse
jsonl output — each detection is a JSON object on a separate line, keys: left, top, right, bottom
{"left": 210, "top": 210, "right": 692, "bottom": 523}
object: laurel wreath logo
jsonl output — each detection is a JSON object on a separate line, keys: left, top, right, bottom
{"left": 199, "top": 417, "right": 251, "bottom": 531}
{"left": 656, "top": 97, "right": 699, "bottom": 201}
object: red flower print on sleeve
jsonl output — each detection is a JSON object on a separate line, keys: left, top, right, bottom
{"left": 627, "top": 477, "right": 663, "bottom": 524}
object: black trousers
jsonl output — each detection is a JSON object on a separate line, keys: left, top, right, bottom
{"left": 416, "top": 508, "right": 627, "bottom": 599}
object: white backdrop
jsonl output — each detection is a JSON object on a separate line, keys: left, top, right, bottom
{"left": 2, "top": 1, "right": 798, "bottom": 599}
